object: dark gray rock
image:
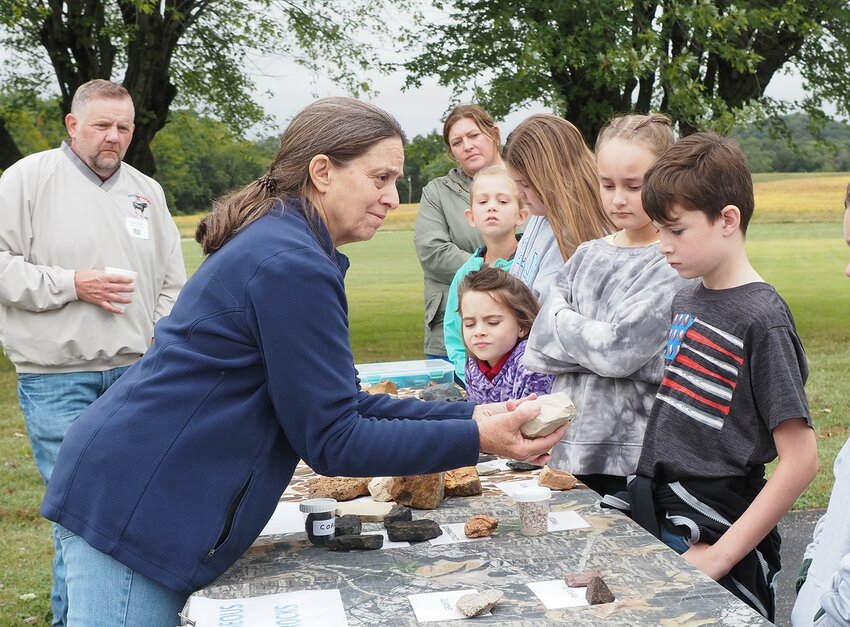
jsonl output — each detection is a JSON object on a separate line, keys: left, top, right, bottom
{"left": 506, "top": 460, "right": 543, "bottom": 472}
{"left": 385, "top": 519, "right": 442, "bottom": 542}
{"left": 334, "top": 515, "right": 362, "bottom": 537}
{"left": 383, "top": 504, "right": 413, "bottom": 526}
{"left": 585, "top": 576, "right": 615, "bottom": 604}
{"left": 418, "top": 383, "right": 464, "bottom": 402}
{"left": 326, "top": 534, "right": 384, "bottom": 551}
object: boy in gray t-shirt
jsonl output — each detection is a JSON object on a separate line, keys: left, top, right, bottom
{"left": 623, "top": 133, "right": 817, "bottom": 622}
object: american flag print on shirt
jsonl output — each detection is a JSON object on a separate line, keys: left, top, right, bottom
{"left": 657, "top": 313, "right": 744, "bottom": 430}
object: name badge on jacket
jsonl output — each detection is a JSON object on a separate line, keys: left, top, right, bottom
{"left": 126, "top": 217, "right": 150, "bottom": 239}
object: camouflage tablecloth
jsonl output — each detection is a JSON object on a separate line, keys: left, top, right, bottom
{"left": 190, "top": 460, "right": 772, "bottom": 626}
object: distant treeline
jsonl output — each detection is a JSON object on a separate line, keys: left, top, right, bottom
{"left": 3, "top": 95, "right": 848, "bottom": 214}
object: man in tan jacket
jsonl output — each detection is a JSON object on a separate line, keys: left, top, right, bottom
{"left": 0, "top": 79, "right": 185, "bottom": 627}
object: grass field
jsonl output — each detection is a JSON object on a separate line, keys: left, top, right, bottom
{"left": 2, "top": 176, "right": 849, "bottom": 624}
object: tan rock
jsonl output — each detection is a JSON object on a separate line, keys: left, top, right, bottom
{"left": 366, "top": 380, "right": 398, "bottom": 395}
{"left": 520, "top": 392, "right": 576, "bottom": 438}
{"left": 538, "top": 465, "right": 578, "bottom": 490}
{"left": 464, "top": 515, "right": 498, "bottom": 538}
{"left": 367, "top": 476, "right": 398, "bottom": 502}
{"left": 308, "top": 476, "right": 371, "bottom": 502}
{"left": 390, "top": 473, "right": 445, "bottom": 510}
{"left": 456, "top": 589, "right": 503, "bottom": 617}
{"left": 445, "top": 466, "right": 482, "bottom": 497}
{"left": 335, "top": 500, "right": 394, "bottom": 522}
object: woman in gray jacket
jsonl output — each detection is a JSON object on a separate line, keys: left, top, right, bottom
{"left": 414, "top": 104, "right": 502, "bottom": 358}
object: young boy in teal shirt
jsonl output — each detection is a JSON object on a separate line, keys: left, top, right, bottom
{"left": 625, "top": 133, "right": 818, "bottom": 621}
{"left": 444, "top": 165, "right": 527, "bottom": 382}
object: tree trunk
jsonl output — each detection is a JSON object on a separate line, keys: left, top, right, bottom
{"left": 0, "top": 116, "right": 24, "bottom": 169}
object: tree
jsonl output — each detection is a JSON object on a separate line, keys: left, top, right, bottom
{"left": 0, "top": 0, "right": 411, "bottom": 173}
{"left": 399, "top": 131, "right": 454, "bottom": 204}
{"left": 405, "top": 0, "right": 850, "bottom": 144}
{"left": 152, "top": 110, "right": 275, "bottom": 214}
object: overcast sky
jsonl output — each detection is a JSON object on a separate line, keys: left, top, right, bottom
{"left": 249, "top": 54, "right": 811, "bottom": 140}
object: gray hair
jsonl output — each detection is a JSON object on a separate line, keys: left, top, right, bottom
{"left": 197, "top": 97, "right": 406, "bottom": 254}
{"left": 71, "top": 80, "right": 133, "bottom": 118}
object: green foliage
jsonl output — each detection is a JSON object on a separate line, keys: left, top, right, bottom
{"left": 0, "top": 0, "right": 416, "bottom": 172}
{"left": 398, "top": 131, "right": 455, "bottom": 203}
{"left": 151, "top": 110, "right": 275, "bottom": 215}
{"left": 405, "top": 0, "right": 850, "bottom": 144}
{"left": 733, "top": 113, "right": 850, "bottom": 172}
{"left": 0, "top": 92, "right": 65, "bottom": 154}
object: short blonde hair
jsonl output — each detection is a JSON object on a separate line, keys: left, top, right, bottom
{"left": 469, "top": 165, "right": 519, "bottom": 203}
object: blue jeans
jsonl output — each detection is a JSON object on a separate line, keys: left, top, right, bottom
{"left": 18, "top": 367, "right": 129, "bottom": 627}
{"left": 660, "top": 524, "right": 691, "bottom": 554}
{"left": 57, "top": 526, "right": 187, "bottom": 627}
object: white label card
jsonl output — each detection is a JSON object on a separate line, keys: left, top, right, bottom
{"left": 428, "top": 523, "right": 492, "bottom": 546}
{"left": 408, "top": 589, "right": 486, "bottom": 622}
{"left": 186, "top": 589, "right": 348, "bottom": 626}
{"left": 527, "top": 580, "right": 590, "bottom": 610}
{"left": 125, "top": 216, "right": 149, "bottom": 239}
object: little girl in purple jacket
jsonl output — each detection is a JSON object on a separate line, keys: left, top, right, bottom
{"left": 458, "top": 266, "right": 553, "bottom": 404}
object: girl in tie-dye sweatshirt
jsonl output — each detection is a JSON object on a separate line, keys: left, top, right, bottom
{"left": 523, "top": 114, "right": 694, "bottom": 498}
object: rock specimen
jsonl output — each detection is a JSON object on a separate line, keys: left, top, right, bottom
{"left": 383, "top": 504, "right": 413, "bottom": 526}
{"left": 506, "top": 460, "right": 542, "bottom": 472}
{"left": 475, "top": 463, "right": 499, "bottom": 476}
{"left": 385, "top": 519, "right": 442, "bottom": 542}
{"left": 390, "top": 473, "right": 445, "bottom": 509}
{"left": 445, "top": 466, "right": 482, "bottom": 497}
{"left": 519, "top": 391, "right": 576, "bottom": 438}
{"left": 308, "top": 476, "right": 371, "bottom": 502}
{"left": 464, "top": 515, "right": 498, "bottom": 538}
{"left": 366, "top": 380, "right": 398, "bottom": 395}
{"left": 367, "top": 476, "right": 397, "bottom": 502}
{"left": 585, "top": 576, "right": 615, "bottom": 605}
{"left": 326, "top": 534, "right": 384, "bottom": 551}
{"left": 334, "top": 500, "right": 394, "bottom": 522}
{"left": 538, "top": 465, "right": 578, "bottom": 490}
{"left": 418, "top": 382, "right": 464, "bottom": 402}
{"left": 456, "top": 589, "right": 503, "bottom": 617}
{"left": 564, "top": 569, "right": 604, "bottom": 588}
{"left": 334, "top": 515, "right": 362, "bottom": 537}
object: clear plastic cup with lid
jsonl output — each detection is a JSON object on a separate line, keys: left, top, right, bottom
{"left": 514, "top": 486, "right": 551, "bottom": 536}
{"left": 299, "top": 498, "right": 337, "bottom": 545}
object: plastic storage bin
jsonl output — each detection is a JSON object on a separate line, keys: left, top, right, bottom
{"left": 355, "top": 359, "right": 454, "bottom": 389}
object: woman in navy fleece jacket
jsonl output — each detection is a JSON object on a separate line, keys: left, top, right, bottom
{"left": 41, "top": 97, "right": 566, "bottom": 626}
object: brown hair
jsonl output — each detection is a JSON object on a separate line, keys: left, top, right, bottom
{"left": 197, "top": 97, "right": 405, "bottom": 254}
{"left": 844, "top": 180, "right": 850, "bottom": 210}
{"left": 457, "top": 266, "right": 541, "bottom": 347}
{"left": 442, "top": 104, "right": 500, "bottom": 153}
{"left": 595, "top": 113, "right": 675, "bottom": 157}
{"left": 642, "top": 132, "right": 754, "bottom": 233}
{"left": 503, "top": 114, "right": 613, "bottom": 260}
{"left": 71, "top": 80, "right": 132, "bottom": 117}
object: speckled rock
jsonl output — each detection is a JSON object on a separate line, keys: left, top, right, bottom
{"left": 456, "top": 589, "right": 503, "bottom": 617}
{"left": 585, "top": 576, "right": 615, "bottom": 604}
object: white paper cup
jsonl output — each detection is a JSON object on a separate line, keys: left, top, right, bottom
{"left": 105, "top": 267, "right": 137, "bottom": 311}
